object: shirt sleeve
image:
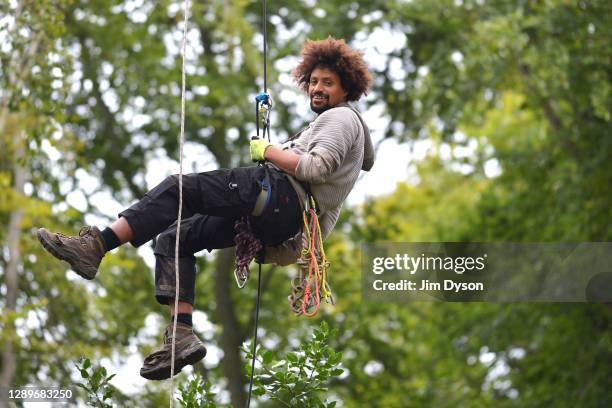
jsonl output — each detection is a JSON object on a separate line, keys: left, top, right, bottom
{"left": 294, "top": 108, "right": 359, "bottom": 184}
{"left": 318, "top": 206, "right": 341, "bottom": 240}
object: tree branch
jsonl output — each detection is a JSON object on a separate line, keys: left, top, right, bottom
{"left": 518, "top": 62, "right": 580, "bottom": 158}
{"left": 214, "top": 248, "right": 247, "bottom": 408}
{"left": 0, "top": 132, "right": 26, "bottom": 406}
{"left": 75, "top": 28, "right": 145, "bottom": 198}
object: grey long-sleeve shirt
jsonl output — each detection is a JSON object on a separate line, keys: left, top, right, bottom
{"left": 264, "top": 103, "right": 374, "bottom": 265}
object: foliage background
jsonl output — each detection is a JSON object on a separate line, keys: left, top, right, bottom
{"left": 1, "top": 0, "right": 610, "bottom": 407}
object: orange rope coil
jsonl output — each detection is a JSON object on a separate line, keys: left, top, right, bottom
{"left": 288, "top": 198, "right": 334, "bottom": 317}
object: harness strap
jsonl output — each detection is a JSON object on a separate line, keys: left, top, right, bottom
{"left": 250, "top": 172, "right": 272, "bottom": 216}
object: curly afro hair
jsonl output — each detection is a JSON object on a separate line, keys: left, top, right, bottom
{"left": 293, "top": 36, "right": 372, "bottom": 102}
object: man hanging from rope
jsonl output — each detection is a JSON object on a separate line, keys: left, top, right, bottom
{"left": 37, "top": 36, "right": 374, "bottom": 380}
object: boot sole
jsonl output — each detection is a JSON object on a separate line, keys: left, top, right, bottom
{"left": 140, "top": 345, "right": 207, "bottom": 381}
{"left": 37, "top": 228, "right": 96, "bottom": 280}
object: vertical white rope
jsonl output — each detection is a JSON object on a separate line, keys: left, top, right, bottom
{"left": 170, "top": 0, "right": 190, "bottom": 406}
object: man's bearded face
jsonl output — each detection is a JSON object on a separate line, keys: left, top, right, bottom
{"left": 308, "top": 67, "right": 348, "bottom": 114}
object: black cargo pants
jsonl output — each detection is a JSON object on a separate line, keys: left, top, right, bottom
{"left": 118, "top": 165, "right": 302, "bottom": 306}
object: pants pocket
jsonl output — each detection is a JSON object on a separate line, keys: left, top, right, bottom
{"left": 228, "top": 167, "right": 265, "bottom": 205}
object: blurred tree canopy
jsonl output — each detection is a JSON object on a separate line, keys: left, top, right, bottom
{"left": 1, "top": 0, "right": 610, "bottom": 407}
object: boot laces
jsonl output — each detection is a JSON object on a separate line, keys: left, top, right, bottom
{"left": 54, "top": 231, "right": 78, "bottom": 244}
{"left": 79, "top": 226, "right": 93, "bottom": 237}
{"left": 52, "top": 227, "right": 94, "bottom": 246}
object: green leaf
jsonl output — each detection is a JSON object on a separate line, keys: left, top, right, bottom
{"left": 262, "top": 350, "right": 274, "bottom": 364}
{"left": 328, "top": 352, "right": 341, "bottom": 365}
{"left": 252, "top": 387, "right": 266, "bottom": 396}
{"left": 286, "top": 352, "right": 298, "bottom": 363}
{"left": 260, "top": 374, "right": 274, "bottom": 385}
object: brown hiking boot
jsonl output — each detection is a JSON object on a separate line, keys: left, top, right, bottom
{"left": 37, "top": 226, "right": 106, "bottom": 280}
{"left": 140, "top": 322, "right": 207, "bottom": 380}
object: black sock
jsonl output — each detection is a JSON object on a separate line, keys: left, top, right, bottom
{"left": 100, "top": 227, "right": 121, "bottom": 252}
{"left": 172, "top": 313, "right": 193, "bottom": 327}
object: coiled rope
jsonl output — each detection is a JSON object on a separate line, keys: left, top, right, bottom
{"left": 234, "top": 218, "right": 263, "bottom": 288}
{"left": 288, "top": 200, "right": 334, "bottom": 317}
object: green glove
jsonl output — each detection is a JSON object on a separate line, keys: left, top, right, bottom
{"left": 250, "top": 138, "right": 272, "bottom": 162}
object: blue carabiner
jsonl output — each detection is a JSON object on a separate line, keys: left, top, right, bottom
{"left": 255, "top": 92, "right": 270, "bottom": 103}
